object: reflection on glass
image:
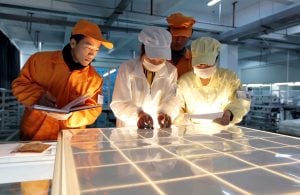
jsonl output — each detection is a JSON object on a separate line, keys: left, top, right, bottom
{"left": 137, "top": 129, "right": 154, "bottom": 139}
{"left": 55, "top": 125, "right": 300, "bottom": 194}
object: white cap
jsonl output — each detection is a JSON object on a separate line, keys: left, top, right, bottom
{"left": 191, "top": 37, "right": 221, "bottom": 66}
{"left": 138, "top": 26, "right": 171, "bottom": 60}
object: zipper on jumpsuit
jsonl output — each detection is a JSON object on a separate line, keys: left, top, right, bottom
{"left": 145, "top": 76, "right": 152, "bottom": 95}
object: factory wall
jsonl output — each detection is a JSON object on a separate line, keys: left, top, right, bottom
{"left": 241, "top": 64, "right": 300, "bottom": 84}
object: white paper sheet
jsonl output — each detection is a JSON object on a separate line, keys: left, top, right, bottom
{"left": 186, "top": 112, "right": 223, "bottom": 120}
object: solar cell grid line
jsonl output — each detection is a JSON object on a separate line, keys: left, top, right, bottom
{"left": 200, "top": 141, "right": 292, "bottom": 158}
{"left": 186, "top": 131, "right": 296, "bottom": 159}
{"left": 73, "top": 147, "right": 144, "bottom": 169}
{"left": 236, "top": 132, "right": 300, "bottom": 161}
{"left": 82, "top": 182, "right": 152, "bottom": 192}
{"left": 242, "top": 148, "right": 300, "bottom": 163}
{"left": 85, "top": 174, "right": 243, "bottom": 195}
{"left": 201, "top": 128, "right": 300, "bottom": 158}
{"left": 233, "top": 138, "right": 285, "bottom": 149}
{"left": 264, "top": 161, "right": 300, "bottom": 168}
{"left": 74, "top": 153, "right": 180, "bottom": 168}
{"left": 72, "top": 150, "right": 300, "bottom": 171}
{"left": 245, "top": 130, "right": 297, "bottom": 140}
{"left": 150, "top": 174, "right": 210, "bottom": 183}
{"left": 140, "top": 128, "right": 296, "bottom": 164}
{"left": 267, "top": 146, "right": 300, "bottom": 161}
{"left": 101, "top": 128, "right": 249, "bottom": 194}
{"left": 265, "top": 136, "right": 300, "bottom": 146}
{"left": 101, "top": 129, "right": 166, "bottom": 195}
{"left": 209, "top": 133, "right": 285, "bottom": 150}
{"left": 75, "top": 160, "right": 128, "bottom": 169}
{"left": 236, "top": 127, "right": 282, "bottom": 137}
{"left": 180, "top": 135, "right": 300, "bottom": 184}
{"left": 101, "top": 127, "right": 297, "bottom": 164}
{"left": 204, "top": 132, "right": 300, "bottom": 162}
{"left": 264, "top": 145, "right": 300, "bottom": 150}
{"left": 260, "top": 131, "right": 290, "bottom": 140}
{"left": 67, "top": 129, "right": 154, "bottom": 194}
{"left": 66, "top": 127, "right": 300, "bottom": 194}
{"left": 81, "top": 181, "right": 152, "bottom": 193}
{"left": 235, "top": 126, "right": 257, "bottom": 131}
{"left": 241, "top": 145, "right": 300, "bottom": 162}
{"left": 202, "top": 165, "right": 258, "bottom": 175}
{"left": 183, "top": 145, "right": 300, "bottom": 183}
{"left": 218, "top": 129, "right": 281, "bottom": 140}
{"left": 233, "top": 138, "right": 288, "bottom": 148}
{"left": 71, "top": 143, "right": 116, "bottom": 154}
{"left": 237, "top": 126, "right": 278, "bottom": 133}
{"left": 124, "top": 129, "right": 253, "bottom": 194}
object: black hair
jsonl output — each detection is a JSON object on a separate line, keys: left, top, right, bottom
{"left": 215, "top": 55, "right": 220, "bottom": 66}
{"left": 70, "top": 34, "right": 85, "bottom": 43}
{"left": 140, "top": 44, "right": 145, "bottom": 60}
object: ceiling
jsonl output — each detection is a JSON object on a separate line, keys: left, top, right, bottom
{"left": 0, "top": 0, "right": 300, "bottom": 69}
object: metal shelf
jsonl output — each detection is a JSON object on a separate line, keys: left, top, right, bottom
{"left": 0, "top": 88, "right": 23, "bottom": 141}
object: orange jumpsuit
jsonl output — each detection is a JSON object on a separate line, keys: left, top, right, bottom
{"left": 12, "top": 51, "right": 103, "bottom": 140}
{"left": 169, "top": 48, "right": 193, "bottom": 79}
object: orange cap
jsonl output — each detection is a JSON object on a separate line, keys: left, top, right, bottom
{"left": 166, "top": 12, "right": 195, "bottom": 37}
{"left": 72, "top": 19, "right": 113, "bottom": 49}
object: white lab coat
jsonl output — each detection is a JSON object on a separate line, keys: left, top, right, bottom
{"left": 110, "top": 58, "right": 179, "bottom": 128}
{"left": 175, "top": 67, "right": 250, "bottom": 125}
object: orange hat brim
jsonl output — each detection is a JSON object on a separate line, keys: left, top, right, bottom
{"left": 72, "top": 19, "right": 114, "bottom": 49}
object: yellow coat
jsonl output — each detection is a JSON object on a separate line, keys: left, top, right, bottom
{"left": 12, "top": 51, "right": 103, "bottom": 140}
{"left": 176, "top": 68, "right": 250, "bottom": 124}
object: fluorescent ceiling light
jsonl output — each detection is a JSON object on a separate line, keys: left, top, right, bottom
{"left": 273, "top": 82, "right": 288, "bottom": 86}
{"left": 103, "top": 68, "right": 116, "bottom": 77}
{"left": 244, "top": 82, "right": 300, "bottom": 87}
{"left": 207, "top": 0, "right": 221, "bottom": 6}
{"left": 288, "top": 82, "right": 300, "bottom": 86}
{"left": 273, "top": 82, "right": 300, "bottom": 86}
{"left": 109, "top": 69, "right": 116, "bottom": 74}
{"left": 243, "top": 84, "right": 272, "bottom": 87}
{"left": 103, "top": 72, "right": 109, "bottom": 77}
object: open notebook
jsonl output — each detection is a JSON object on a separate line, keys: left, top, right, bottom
{"left": 31, "top": 94, "right": 101, "bottom": 114}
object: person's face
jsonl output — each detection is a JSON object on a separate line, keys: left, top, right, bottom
{"left": 144, "top": 56, "right": 165, "bottom": 65}
{"left": 171, "top": 36, "right": 189, "bottom": 51}
{"left": 70, "top": 37, "right": 101, "bottom": 66}
{"left": 195, "top": 64, "right": 214, "bottom": 69}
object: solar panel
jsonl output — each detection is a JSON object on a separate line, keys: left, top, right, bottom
{"left": 53, "top": 125, "right": 300, "bottom": 194}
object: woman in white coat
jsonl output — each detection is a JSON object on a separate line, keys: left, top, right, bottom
{"left": 110, "top": 27, "right": 179, "bottom": 129}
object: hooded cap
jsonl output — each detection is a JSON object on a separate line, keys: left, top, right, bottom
{"left": 166, "top": 12, "right": 195, "bottom": 37}
{"left": 138, "top": 26, "right": 172, "bottom": 60}
{"left": 72, "top": 19, "right": 113, "bottom": 49}
{"left": 191, "top": 37, "right": 221, "bottom": 66}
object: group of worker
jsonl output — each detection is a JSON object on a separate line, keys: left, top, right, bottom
{"left": 12, "top": 12, "right": 250, "bottom": 141}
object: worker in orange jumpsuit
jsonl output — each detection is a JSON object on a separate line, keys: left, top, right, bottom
{"left": 166, "top": 12, "right": 196, "bottom": 78}
{"left": 12, "top": 19, "right": 113, "bottom": 141}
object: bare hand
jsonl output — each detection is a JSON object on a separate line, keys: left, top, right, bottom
{"left": 38, "top": 92, "right": 56, "bottom": 107}
{"left": 137, "top": 111, "right": 153, "bottom": 129}
{"left": 213, "top": 110, "right": 233, "bottom": 126}
{"left": 157, "top": 112, "right": 171, "bottom": 128}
